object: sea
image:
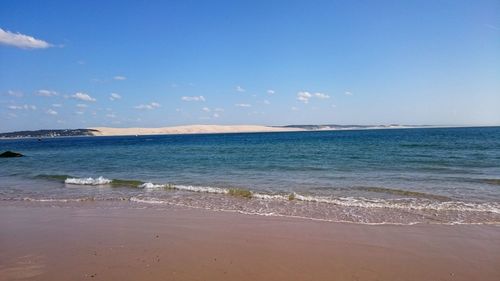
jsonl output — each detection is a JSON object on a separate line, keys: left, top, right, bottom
{"left": 1, "top": 126, "right": 499, "bottom": 225}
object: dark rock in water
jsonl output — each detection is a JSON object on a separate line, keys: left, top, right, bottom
{"left": 0, "top": 151, "right": 24, "bottom": 157}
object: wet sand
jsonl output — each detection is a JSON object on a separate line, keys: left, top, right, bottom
{"left": 1, "top": 202, "right": 499, "bottom": 281}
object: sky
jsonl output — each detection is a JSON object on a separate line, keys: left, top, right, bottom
{"left": 0, "top": 0, "right": 499, "bottom": 132}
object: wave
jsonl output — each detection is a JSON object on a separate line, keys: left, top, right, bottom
{"left": 36, "top": 174, "right": 73, "bottom": 181}
{"left": 482, "top": 179, "right": 500, "bottom": 185}
{"left": 65, "top": 177, "right": 112, "bottom": 185}
{"left": 292, "top": 193, "right": 500, "bottom": 214}
{"left": 32, "top": 175, "right": 500, "bottom": 214}
{"left": 139, "top": 182, "right": 167, "bottom": 189}
{"left": 356, "top": 186, "right": 451, "bottom": 201}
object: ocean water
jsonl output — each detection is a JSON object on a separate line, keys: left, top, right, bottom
{"left": 1, "top": 126, "right": 500, "bottom": 225}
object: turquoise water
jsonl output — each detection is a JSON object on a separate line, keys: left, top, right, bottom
{"left": 1, "top": 127, "right": 500, "bottom": 224}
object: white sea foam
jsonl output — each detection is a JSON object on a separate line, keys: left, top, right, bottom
{"left": 252, "top": 193, "right": 289, "bottom": 200}
{"left": 292, "top": 193, "right": 500, "bottom": 214}
{"left": 64, "top": 176, "right": 112, "bottom": 185}
{"left": 139, "top": 182, "right": 166, "bottom": 189}
{"left": 173, "top": 184, "right": 229, "bottom": 194}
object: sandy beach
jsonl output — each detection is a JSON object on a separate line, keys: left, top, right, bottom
{"left": 1, "top": 201, "right": 499, "bottom": 281}
{"left": 89, "top": 125, "right": 303, "bottom": 136}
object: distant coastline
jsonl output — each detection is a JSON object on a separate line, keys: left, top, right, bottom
{"left": 1, "top": 124, "right": 494, "bottom": 139}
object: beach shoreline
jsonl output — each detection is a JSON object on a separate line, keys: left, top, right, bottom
{"left": 89, "top": 125, "right": 305, "bottom": 136}
{"left": 1, "top": 201, "right": 499, "bottom": 281}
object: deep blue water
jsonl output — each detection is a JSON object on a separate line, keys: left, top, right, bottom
{"left": 1, "top": 127, "right": 500, "bottom": 224}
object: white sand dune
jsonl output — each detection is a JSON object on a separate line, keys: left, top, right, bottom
{"left": 89, "top": 125, "right": 303, "bottom": 136}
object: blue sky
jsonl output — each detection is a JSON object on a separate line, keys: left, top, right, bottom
{"left": 0, "top": 0, "right": 499, "bottom": 132}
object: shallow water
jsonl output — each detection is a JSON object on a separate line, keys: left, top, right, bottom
{"left": 1, "top": 127, "right": 500, "bottom": 224}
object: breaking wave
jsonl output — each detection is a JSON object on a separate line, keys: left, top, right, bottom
{"left": 65, "top": 176, "right": 112, "bottom": 185}
{"left": 31, "top": 174, "right": 500, "bottom": 219}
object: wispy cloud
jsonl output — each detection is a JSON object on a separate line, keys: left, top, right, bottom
{"left": 263, "top": 100, "right": 270, "bottom": 105}
{"left": 76, "top": 104, "right": 88, "bottom": 108}
{"left": 46, "top": 109, "right": 58, "bottom": 115}
{"left": 344, "top": 91, "right": 353, "bottom": 96}
{"left": 113, "top": 76, "right": 126, "bottom": 81}
{"left": 236, "top": 86, "right": 245, "bottom": 92}
{"left": 106, "top": 113, "right": 117, "bottom": 118}
{"left": 8, "top": 104, "right": 36, "bottom": 110}
{"left": 109, "top": 93, "right": 122, "bottom": 101}
{"left": 72, "top": 92, "right": 96, "bottom": 102}
{"left": 213, "top": 113, "right": 220, "bottom": 118}
{"left": 36, "top": 89, "right": 58, "bottom": 97}
{"left": 235, "top": 103, "right": 251, "bottom": 107}
{"left": 291, "top": 106, "right": 299, "bottom": 111}
{"left": 202, "top": 107, "right": 210, "bottom": 112}
{"left": 181, "top": 96, "right": 205, "bottom": 102}
{"left": 134, "top": 102, "right": 161, "bottom": 110}
{"left": 0, "top": 28, "right": 52, "bottom": 49}
{"left": 7, "top": 90, "right": 23, "bottom": 97}
{"left": 267, "top": 89, "right": 275, "bottom": 95}
{"left": 52, "top": 103, "right": 62, "bottom": 108}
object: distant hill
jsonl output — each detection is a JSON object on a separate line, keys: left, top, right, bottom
{"left": 0, "top": 125, "right": 433, "bottom": 139}
{"left": 0, "top": 129, "right": 98, "bottom": 139}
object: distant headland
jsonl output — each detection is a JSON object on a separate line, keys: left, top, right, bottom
{"left": 0, "top": 124, "right": 432, "bottom": 139}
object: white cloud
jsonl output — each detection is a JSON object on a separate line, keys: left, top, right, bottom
{"left": 52, "top": 103, "right": 62, "bottom": 108}
{"left": 235, "top": 103, "right": 251, "bottom": 107}
{"left": 181, "top": 96, "right": 205, "bottom": 102}
{"left": 46, "top": 109, "right": 58, "bottom": 115}
{"left": 109, "top": 93, "right": 122, "bottom": 101}
{"left": 297, "top": 91, "right": 312, "bottom": 103}
{"left": 72, "top": 92, "right": 96, "bottom": 102}
{"left": 7, "top": 90, "right": 23, "bottom": 97}
{"left": 8, "top": 104, "right": 36, "bottom": 110}
{"left": 331, "top": 104, "right": 337, "bottom": 108}
{"left": 37, "top": 89, "right": 58, "bottom": 97}
{"left": 291, "top": 106, "right": 299, "bottom": 111}
{"left": 297, "top": 91, "right": 329, "bottom": 103}
{"left": 113, "top": 76, "right": 126, "bottom": 81}
{"left": 345, "top": 91, "right": 353, "bottom": 96}
{"left": 0, "top": 28, "right": 52, "bottom": 49}
{"left": 106, "top": 113, "right": 117, "bottom": 118}
{"left": 76, "top": 104, "right": 87, "bottom": 108}
{"left": 214, "top": 108, "right": 224, "bottom": 112}
{"left": 236, "top": 86, "right": 245, "bottom": 92}
{"left": 267, "top": 89, "right": 275, "bottom": 95}
{"left": 314, "top": 93, "right": 330, "bottom": 99}
{"left": 134, "top": 102, "right": 161, "bottom": 110}
{"left": 213, "top": 113, "right": 220, "bottom": 118}
{"left": 263, "top": 100, "right": 270, "bottom": 105}
{"left": 202, "top": 107, "right": 210, "bottom": 112}
{"left": 75, "top": 111, "right": 84, "bottom": 115}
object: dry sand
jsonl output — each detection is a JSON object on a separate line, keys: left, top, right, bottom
{"left": 1, "top": 202, "right": 499, "bottom": 281}
{"left": 89, "top": 125, "right": 303, "bottom": 136}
